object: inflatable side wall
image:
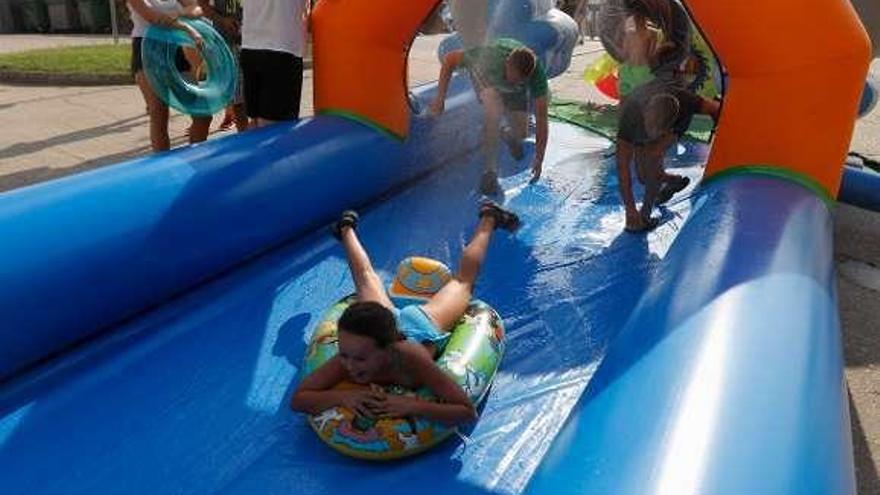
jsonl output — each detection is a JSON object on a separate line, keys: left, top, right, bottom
{"left": 528, "top": 176, "right": 852, "bottom": 494}
{"left": 0, "top": 79, "right": 482, "bottom": 381}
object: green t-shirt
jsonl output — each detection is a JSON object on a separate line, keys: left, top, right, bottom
{"left": 462, "top": 38, "right": 549, "bottom": 99}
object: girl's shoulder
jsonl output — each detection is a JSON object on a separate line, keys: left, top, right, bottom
{"left": 390, "top": 341, "right": 437, "bottom": 379}
{"left": 391, "top": 340, "right": 434, "bottom": 363}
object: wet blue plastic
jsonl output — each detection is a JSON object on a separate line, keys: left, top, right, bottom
{"left": 528, "top": 175, "right": 853, "bottom": 494}
{"left": 142, "top": 18, "right": 236, "bottom": 117}
{"left": 0, "top": 77, "right": 481, "bottom": 380}
{"left": 0, "top": 118, "right": 709, "bottom": 494}
{"left": 0, "top": 84, "right": 854, "bottom": 495}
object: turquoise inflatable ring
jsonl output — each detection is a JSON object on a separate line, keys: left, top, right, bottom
{"left": 142, "top": 18, "right": 236, "bottom": 117}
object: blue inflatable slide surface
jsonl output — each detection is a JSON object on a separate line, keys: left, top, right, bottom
{"left": 0, "top": 60, "right": 854, "bottom": 495}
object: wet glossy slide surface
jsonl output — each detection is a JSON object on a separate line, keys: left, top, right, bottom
{"left": 0, "top": 121, "right": 705, "bottom": 495}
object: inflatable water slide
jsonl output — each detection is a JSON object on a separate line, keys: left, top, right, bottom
{"left": 0, "top": 0, "right": 872, "bottom": 493}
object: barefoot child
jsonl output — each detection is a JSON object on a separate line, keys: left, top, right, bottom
{"left": 430, "top": 39, "right": 550, "bottom": 194}
{"left": 617, "top": 78, "right": 712, "bottom": 231}
{"left": 601, "top": 0, "right": 720, "bottom": 231}
{"left": 291, "top": 201, "right": 521, "bottom": 425}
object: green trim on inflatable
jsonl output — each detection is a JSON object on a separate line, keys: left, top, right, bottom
{"left": 319, "top": 109, "right": 405, "bottom": 142}
{"left": 704, "top": 165, "right": 835, "bottom": 207}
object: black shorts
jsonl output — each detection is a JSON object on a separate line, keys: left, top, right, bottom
{"left": 469, "top": 70, "right": 529, "bottom": 113}
{"left": 130, "top": 37, "right": 191, "bottom": 75}
{"left": 618, "top": 79, "right": 701, "bottom": 145}
{"left": 240, "top": 48, "right": 304, "bottom": 121}
{"left": 501, "top": 91, "right": 528, "bottom": 113}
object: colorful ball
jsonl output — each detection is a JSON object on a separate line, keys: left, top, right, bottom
{"left": 595, "top": 73, "right": 620, "bottom": 101}
{"left": 395, "top": 257, "right": 452, "bottom": 295}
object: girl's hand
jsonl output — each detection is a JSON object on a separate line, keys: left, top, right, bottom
{"left": 180, "top": 5, "right": 203, "bottom": 18}
{"left": 372, "top": 395, "right": 420, "bottom": 419}
{"left": 339, "top": 389, "right": 384, "bottom": 418}
{"left": 185, "top": 26, "right": 205, "bottom": 50}
{"left": 156, "top": 13, "right": 176, "bottom": 27}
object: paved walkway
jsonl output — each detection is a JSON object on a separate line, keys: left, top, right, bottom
{"left": 1, "top": 33, "right": 879, "bottom": 493}
{"left": 0, "top": 36, "right": 605, "bottom": 192}
{"left": 0, "top": 34, "right": 124, "bottom": 54}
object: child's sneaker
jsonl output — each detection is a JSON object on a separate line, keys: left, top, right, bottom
{"left": 657, "top": 176, "right": 690, "bottom": 204}
{"left": 331, "top": 210, "right": 360, "bottom": 240}
{"left": 479, "top": 199, "right": 521, "bottom": 232}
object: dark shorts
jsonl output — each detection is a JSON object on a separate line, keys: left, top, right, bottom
{"left": 240, "top": 48, "right": 304, "bottom": 121}
{"left": 469, "top": 70, "right": 529, "bottom": 113}
{"left": 500, "top": 91, "right": 528, "bottom": 113}
{"left": 130, "top": 37, "right": 191, "bottom": 75}
{"left": 617, "top": 79, "right": 701, "bottom": 145}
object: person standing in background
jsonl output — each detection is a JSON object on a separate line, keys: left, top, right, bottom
{"left": 127, "top": 0, "right": 213, "bottom": 151}
{"left": 199, "top": 0, "right": 249, "bottom": 132}
{"left": 240, "top": 0, "right": 310, "bottom": 128}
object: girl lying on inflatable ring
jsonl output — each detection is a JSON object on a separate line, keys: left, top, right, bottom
{"left": 290, "top": 200, "right": 520, "bottom": 425}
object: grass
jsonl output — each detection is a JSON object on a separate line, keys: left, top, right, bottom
{"left": 0, "top": 43, "right": 130, "bottom": 76}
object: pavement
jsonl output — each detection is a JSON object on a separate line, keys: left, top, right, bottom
{"left": 0, "top": 33, "right": 879, "bottom": 493}
{"left": 0, "top": 34, "right": 122, "bottom": 54}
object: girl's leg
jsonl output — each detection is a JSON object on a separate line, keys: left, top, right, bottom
{"left": 638, "top": 141, "right": 666, "bottom": 220}
{"left": 506, "top": 110, "right": 529, "bottom": 141}
{"left": 233, "top": 103, "right": 249, "bottom": 132}
{"left": 219, "top": 106, "right": 236, "bottom": 130}
{"left": 481, "top": 87, "right": 505, "bottom": 174}
{"left": 616, "top": 139, "right": 643, "bottom": 230}
{"left": 338, "top": 223, "right": 394, "bottom": 310}
{"left": 189, "top": 115, "right": 213, "bottom": 144}
{"left": 421, "top": 214, "right": 497, "bottom": 332}
{"left": 650, "top": 132, "right": 678, "bottom": 182}
{"left": 135, "top": 71, "right": 171, "bottom": 152}
{"left": 501, "top": 109, "right": 528, "bottom": 160}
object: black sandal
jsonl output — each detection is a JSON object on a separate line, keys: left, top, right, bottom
{"left": 657, "top": 176, "right": 691, "bottom": 205}
{"left": 624, "top": 216, "right": 659, "bottom": 233}
{"left": 479, "top": 199, "right": 521, "bottom": 232}
{"left": 330, "top": 210, "right": 360, "bottom": 240}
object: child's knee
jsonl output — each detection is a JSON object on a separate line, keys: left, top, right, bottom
{"left": 451, "top": 276, "right": 475, "bottom": 294}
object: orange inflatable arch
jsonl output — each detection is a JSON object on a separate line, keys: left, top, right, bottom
{"left": 312, "top": 0, "right": 871, "bottom": 198}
